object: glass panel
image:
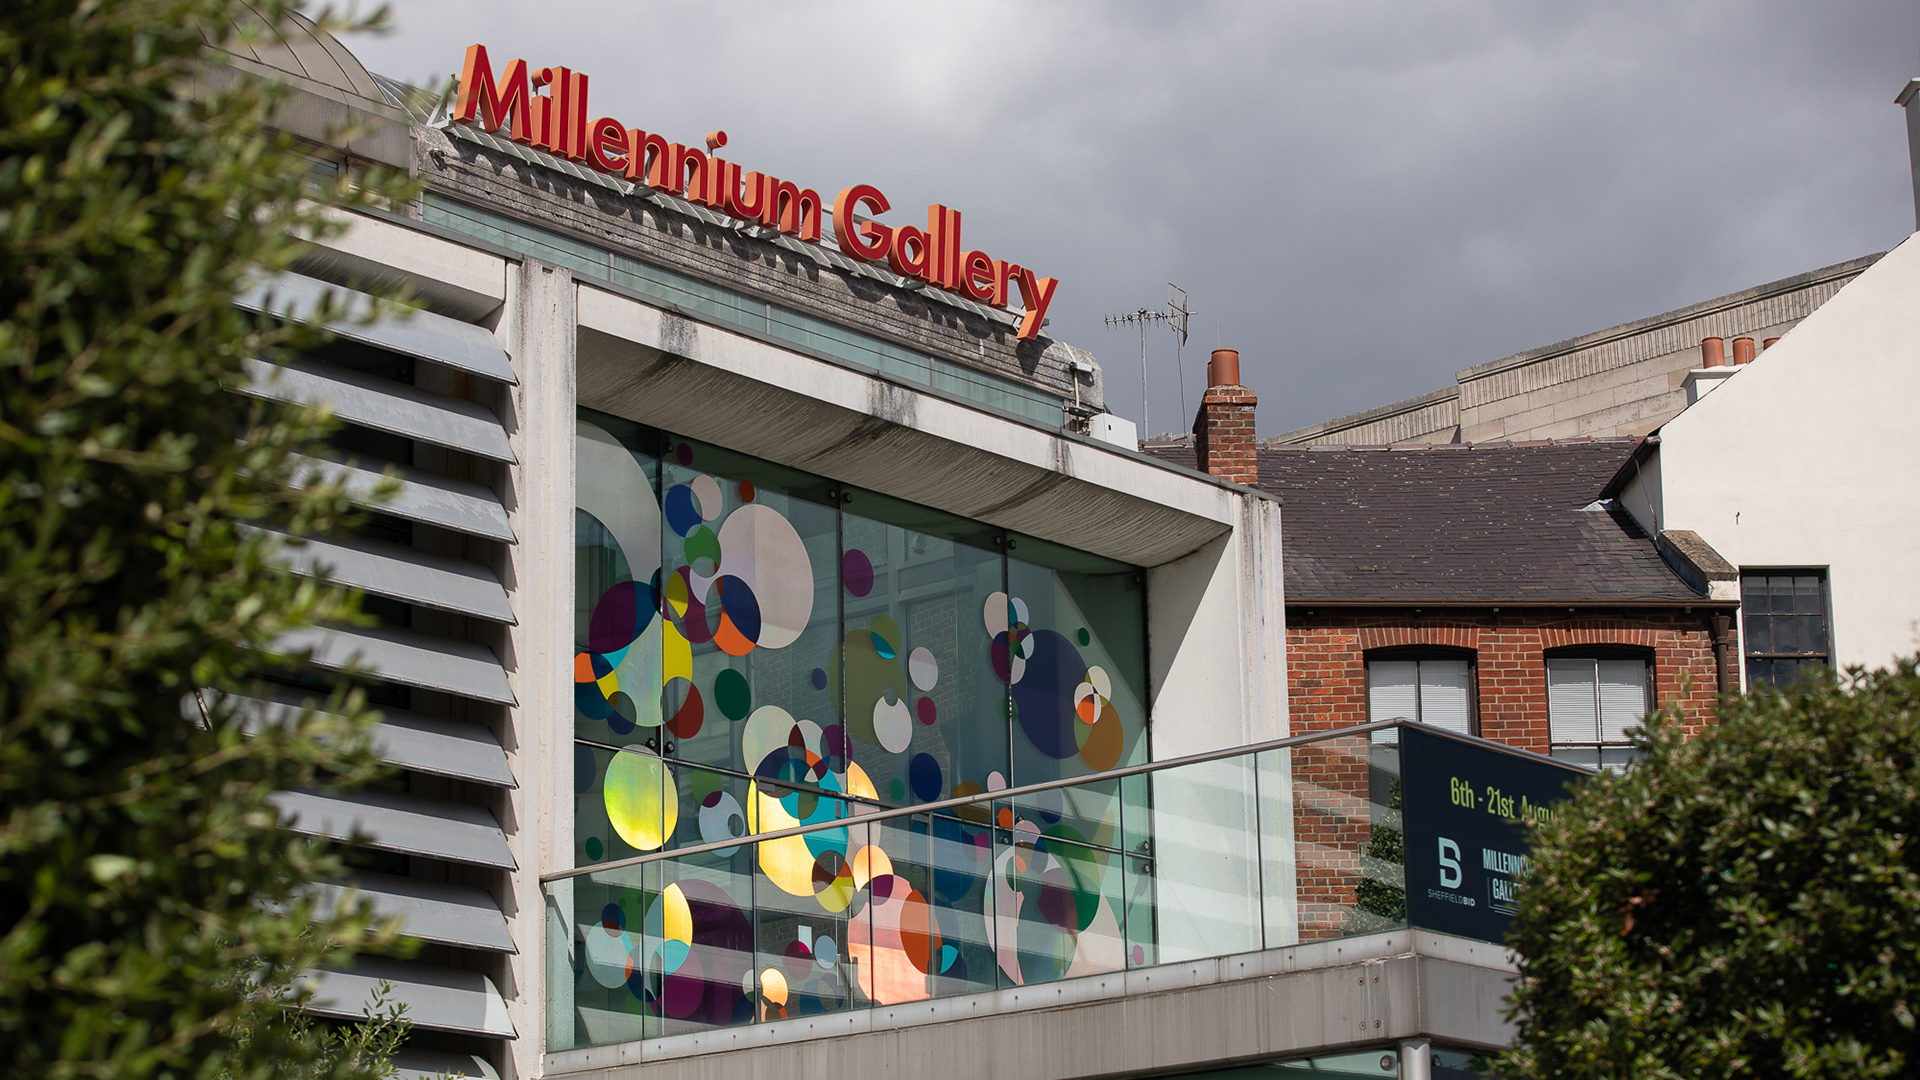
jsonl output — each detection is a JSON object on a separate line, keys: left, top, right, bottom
{"left": 1741, "top": 574, "right": 1770, "bottom": 612}
{"left": 992, "top": 792, "right": 1129, "bottom": 986}
{"left": 1546, "top": 658, "right": 1598, "bottom": 745}
{"left": 1550, "top": 745, "right": 1601, "bottom": 770}
{"left": 1256, "top": 747, "right": 1299, "bottom": 948}
{"left": 910, "top": 809, "right": 1000, "bottom": 998}
{"left": 1416, "top": 660, "right": 1471, "bottom": 734}
{"left": 645, "top": 849, "right": 758, "bottom": 1036}
{"left": 839, "top": 500, "right": 1006, "bottom": 809}
{"left": 1004, "top": 554, "right": 1148, "bottom": 788}
{"left": 560, "top": 862, "right": 651, "bottom": 1048}
{"left": 1279, "top": 732, "right": 1403, "bottom": 943}
{"left": 1367, "top": 660, "right": 1418, "bottom": 723}
{"left": 1743, "top": 609, "right": 1772, "bottom": 655}
{"left": 656, "top": 437, "right": 841, "bottom": 787}
{"left": 1135, "top": 756, "right": 1265, "bottom": 962}
{"left": 1772, "top": 612, "right": 1800, "bottom": 654}
{"left": 1800, "top": 613, "right": 1828, "bottom": 657}
{"left": 1794, "top": 575, "right": 1824, "bottom": 614}
{"left": 754, "top": 816, "right": 863, "bottom": 1021}
{"left": 1596, "top": 660, "right": 1648, "bottom": 743}
{"left": 1769, "top": 576, "right": 1795, "bottom": 619}
{"left": 574, "top": 417, "right": 662, "bottom": 750}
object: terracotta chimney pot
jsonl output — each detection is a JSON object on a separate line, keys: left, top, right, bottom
{"left": 1731, "top": 337, "right": 1755, "bottom": 365}
{"left": 1700, "top": 336, "right": 1725, "bottom": 368}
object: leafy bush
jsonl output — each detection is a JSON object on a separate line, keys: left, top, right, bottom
{"left": 0, "top": 2, "right": 416, "bottom": 1077}
{"left": 1506, "top": 659, "right": 1920, "bottom": 1078}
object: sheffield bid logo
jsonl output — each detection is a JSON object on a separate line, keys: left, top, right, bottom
{"left": 451, "top": 44, "right": 1060, "bottom": 339}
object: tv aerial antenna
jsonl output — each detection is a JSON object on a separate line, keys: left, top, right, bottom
{"left": 1104, "top": 283, "right": 1195, "bottom": 440}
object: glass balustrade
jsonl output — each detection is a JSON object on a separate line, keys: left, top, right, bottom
{"left": 543, "top": 720, "right": 1586, "bottom": 1052}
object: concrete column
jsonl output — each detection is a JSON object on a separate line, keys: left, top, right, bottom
{"left": 497, "top": 259, "right": 578, "bottom": 1079}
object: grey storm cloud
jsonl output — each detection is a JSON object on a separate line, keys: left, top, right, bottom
{"left": 348, "top": 1, "right": 1920, "bottom": 437}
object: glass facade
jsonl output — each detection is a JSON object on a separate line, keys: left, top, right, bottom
{"left": 566, "top": 408, "right": 1153, "bottom": 1039}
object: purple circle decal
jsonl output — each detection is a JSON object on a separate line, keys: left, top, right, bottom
{"left": 843, "top": 549, "right": 874, "bottom": 597}
{"left": 674, "top": 442, "right": 693, "bottom": 466}
{"left": 916, "top": 696, "right": 937, "bottom": 726}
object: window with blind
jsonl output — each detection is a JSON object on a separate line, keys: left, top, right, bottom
{"left": 1366, "top": 652, "right": 1475, "bottom": 736}
{"left": 1741, "top": 570, "right": 1830, "bottom": 688}
{"left": 1546, "top": 653, "right": 1650, "bottom": 772}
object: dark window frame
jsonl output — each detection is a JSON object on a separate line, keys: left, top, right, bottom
{"left": 1739, "top": 568, "right": 1833, "bottom": 689}
{"left": 1363, "top": 645, "right": 1480, "bottom": 736}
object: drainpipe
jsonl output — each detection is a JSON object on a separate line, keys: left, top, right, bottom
{"left": 1710, "top": 613, "right": 1737, "bottom": 694}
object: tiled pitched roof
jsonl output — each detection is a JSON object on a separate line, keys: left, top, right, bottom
{"left": 1144, "top": 439, "right": 1703, "bottom": 606}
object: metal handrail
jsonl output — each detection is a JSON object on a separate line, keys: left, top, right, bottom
{"left": 542, "top": 717, "right": 1579, "bottom": 885}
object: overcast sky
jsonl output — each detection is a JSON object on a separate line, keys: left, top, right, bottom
{"left": 348, "top": 1, "right": 1920, "bottom": 438}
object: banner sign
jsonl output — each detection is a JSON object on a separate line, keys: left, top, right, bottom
{"left": 451, "top": 44, "right": 1059, "bottom": 339}
{"left": 1399, "top": 725, "right": 1587, "bottom": 944}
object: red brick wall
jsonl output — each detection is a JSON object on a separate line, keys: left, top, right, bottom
{"left": 1288, "top": 608, "right": 1722, "bottom": 749}
{"left": 1282, "top": 607, "right": 1721, "bottom": 938}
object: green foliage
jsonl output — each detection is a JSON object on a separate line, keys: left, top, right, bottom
{"left": 1504, "top": 659, "right": 1920, "bottom": 1078}
{"left": 0, "top": 1, "right": 418, "bottom": 1077}
{"left": 1348, "top": 776, "right": 1405, "bottom": 932}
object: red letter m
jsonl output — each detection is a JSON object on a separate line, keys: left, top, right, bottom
{"left": 453, "top": 44, "right": 532, "bottom": 143}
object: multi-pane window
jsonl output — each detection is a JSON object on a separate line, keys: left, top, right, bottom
{"left": 1547, "top": 654, "right": 1650, "bottom": 772}
{"left": 1367, "top": 653, "right": 1474, "bottom": 735}
{"left": 1741, "top": 570, "right": 1830, "bottom": 688}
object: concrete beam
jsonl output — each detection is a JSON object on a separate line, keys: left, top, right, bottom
{"left": 573, "top": 283, "right": 1244, "bottom": 569}
{"left": 540, "top": 932, "right": 1517, "bottom": 1080}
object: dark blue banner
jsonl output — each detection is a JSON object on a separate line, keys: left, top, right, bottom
{"left": 1399, "top": 726, "right": 1588, "bottom": 943}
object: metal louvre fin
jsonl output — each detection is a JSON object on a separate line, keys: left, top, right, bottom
{"left": 270, "top": 788, "right": 516, "bottom": 869}
{"left": 274, "top": 624, "right": 516, "bottom": 705}
{"left": 252, "top": 524, "right": 515, "bottom": 624}
{"left": 207, "top": 689, "right": 514, "bottom": 787}
{"left": 306, "top": 871, "right": 514, "bottom": 953}
{"left": 298, "top": 957, "right": 516, "bottom": 1037}
{"left": 237, "top": 271, "right": 517, "bottom": 385}
{"left": 288, "top": 452, "right": 515, "bottom": 543}
{"left": 241, "top": 357, "right": 515, "bottom": 463}
{"left": 391, "top": 1051, "right": 500, "bottom": 1080}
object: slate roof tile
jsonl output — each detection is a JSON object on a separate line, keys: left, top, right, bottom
{"left": 1144, "top": 441, "right": 1701, "bottom": 605}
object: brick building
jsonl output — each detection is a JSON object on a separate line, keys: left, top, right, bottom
{"left": 1160, "top": 363, "right": 1737, "bottom": 767}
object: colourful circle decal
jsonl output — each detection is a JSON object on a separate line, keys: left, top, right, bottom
{"left": 604, "top": 748, "right": 678, "bottom": 851}
{"left": 843, "top": 548, "right": 874, "bottom": 597}
{"left": 908, "top": 647, "right": 938, "bottom": 691}
{"left": 713, "top": 668, "right": 752, "bottom": 721}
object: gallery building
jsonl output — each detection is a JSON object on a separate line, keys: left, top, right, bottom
{"left": 206, "top": 15, "right": 1594, "bottom": 1080}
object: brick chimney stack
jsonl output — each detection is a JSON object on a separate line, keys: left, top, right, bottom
{"left": 1192, "top": 348, "right": 1258, "bottom": 485}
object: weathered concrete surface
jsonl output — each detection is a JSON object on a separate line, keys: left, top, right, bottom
{"left": 574, "top": 282, "right": 1248, "bottom": 571}
{"left": 541, "top": 932, "right": 1517, "bottom": 1080}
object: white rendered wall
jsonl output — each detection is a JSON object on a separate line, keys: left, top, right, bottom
{"left": 1622, "top": 231, "right": 1920, "bottom": 676}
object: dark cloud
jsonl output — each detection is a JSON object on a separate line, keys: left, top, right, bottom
{"left": 348, "top": 1, "right": 1920, "bottom": 436}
